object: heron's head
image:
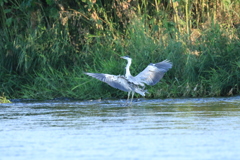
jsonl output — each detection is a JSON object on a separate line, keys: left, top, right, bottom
{"left": 121, "top": 56, "right": 132, "bottom": 61}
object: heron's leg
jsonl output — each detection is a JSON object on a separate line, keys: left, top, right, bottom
{"left": 130, "top": 92, "right": 135, "bottom": 104}
{"left": 126, "top": 92, "right": 131, "bottom": 104}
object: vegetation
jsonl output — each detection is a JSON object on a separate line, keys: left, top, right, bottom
{"left": 0, "top": 93, "right": 11, "bottom": 103}
{"left": 0, "top": 0, "right": 239, "bottom": 100}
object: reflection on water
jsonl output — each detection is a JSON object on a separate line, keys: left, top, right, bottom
{"left": 1, "top": 96, "right": 240, "bottom": 160}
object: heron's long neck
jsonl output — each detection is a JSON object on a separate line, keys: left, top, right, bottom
{"left": 125, "top": 59, "right": 132, "bottom": 78}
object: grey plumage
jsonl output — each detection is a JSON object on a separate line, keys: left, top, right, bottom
{"left": 133, "top": 60, "right": 173, "bottom": 86}
{"left": 84, "top": 73, "right": 146, "bottom": 96}
{"left": 121, "top": 56, "right": 172, "bottom": 87}
{"left": 84, "top": 56, "right": 172, "bottom": 104}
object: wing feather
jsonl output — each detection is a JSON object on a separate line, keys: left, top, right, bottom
{"left": 84, "top": 73, "right": 131, "bottom": 92}
{"left": 134, "top": 60, "right": 172, "bottom": 86}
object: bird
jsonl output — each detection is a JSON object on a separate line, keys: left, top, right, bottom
{"left": 84, "top": 56, "right": 172, "bottom": 104}
{"left": 120, "top": 56, "right": 172, "bottom": 87}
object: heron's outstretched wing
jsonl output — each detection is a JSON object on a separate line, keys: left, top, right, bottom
{"left": 84, "top": 73, "right": 131, "bottom": 92}
{"left": 134, "top": 60, "right": 172, "bottom": 86}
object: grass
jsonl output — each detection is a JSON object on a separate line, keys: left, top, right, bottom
{"left": 0, "top": 1, "right": 239, "bottom": 100}
{"left": 0, "top": 93, "right": 11, "bottom": 103}
{"left": 3, "top": 21, "right": 239, "bottom": 100}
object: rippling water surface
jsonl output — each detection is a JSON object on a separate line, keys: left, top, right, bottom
{"left": 1, "top": 97, "right": 240, "bottom": 160}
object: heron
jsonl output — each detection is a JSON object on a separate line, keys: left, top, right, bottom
{"left": 84, "top": 73, "right": 147, "bottom": 103}
{"left": 84, "top": 56, "right": 172, "bottom": 104}
{"left": 120, "top": 56, "right": 172, "bottom": 87}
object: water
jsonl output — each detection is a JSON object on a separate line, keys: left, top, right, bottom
{"left": 1, "top": 97, "right": 240, "bottom": 160}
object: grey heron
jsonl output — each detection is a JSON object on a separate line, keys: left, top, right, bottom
{"left": 84, "top": 56, "right": 172, "bottom": 104}
{"left": 120, "top": 56, "right": 172, "bottom": 87}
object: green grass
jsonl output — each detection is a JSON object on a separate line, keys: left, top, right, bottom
{"left": 0, "top": 1, "right": 239, "bottom": 100}
{"left": 0, "top": 93, "right": 11, "bottom": 103}
{"left": 2, "top": 20, "right": 239, "bottom": 100}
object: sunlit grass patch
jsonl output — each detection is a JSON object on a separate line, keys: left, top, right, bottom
{"left": 0, "top": 93, "right": 11, "bottom": 103}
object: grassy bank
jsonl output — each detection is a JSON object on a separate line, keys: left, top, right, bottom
{"left": 0, "top": 0, "right": 240, "bottom": 100}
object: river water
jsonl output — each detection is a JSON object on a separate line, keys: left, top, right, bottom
{"left": 1, "top": 96, "right": 240, "bottom": 160}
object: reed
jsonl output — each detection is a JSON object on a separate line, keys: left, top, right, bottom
{"left": 0, "top": 0, "right": 239, "bottom": 100}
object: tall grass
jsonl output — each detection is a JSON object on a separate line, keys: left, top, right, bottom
{"left": 0, "top": 0, "right": 239, "bottom": 100}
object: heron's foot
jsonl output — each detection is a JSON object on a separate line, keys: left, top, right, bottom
{"left": 120, "top": 102, "right": 133, "bottom": 107}
{"left": 120, "top": 103, "right": 129, "bottom": 107}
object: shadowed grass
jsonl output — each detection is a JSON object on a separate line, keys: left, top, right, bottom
{"left": 1, "top": 19, "right": 240, "bottom": 100}
{"left": 0, "top": 1, "right": 239, "bottom": 100}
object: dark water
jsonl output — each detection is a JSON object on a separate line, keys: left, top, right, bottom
{"left": 1, "top": 97, "right": 240, "bottom": 160}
